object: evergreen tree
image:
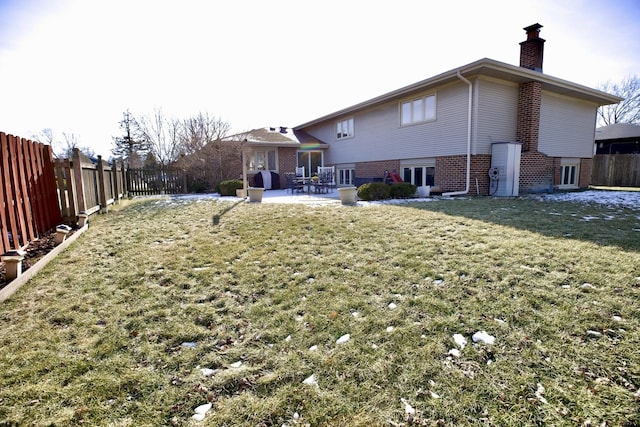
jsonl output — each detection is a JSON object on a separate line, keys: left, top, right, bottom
{"left": 112, "top": 110, "right": 148, "bottom": 167}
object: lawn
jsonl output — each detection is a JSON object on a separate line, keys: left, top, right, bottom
{"left": 0, "top": 194, "right": 639, "bottom": 426}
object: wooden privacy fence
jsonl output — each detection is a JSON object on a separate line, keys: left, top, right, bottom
{"left": 0, "top": 133, "right": 62, "bottom": 254}
{"left": 127, "top": 168, "right": 186, "bottom": 195}
{"left": 591, "top": 154, "right": 640, "bottom": 187}
{"left": 54, "top": 148, "right": 127, "bottom": 224}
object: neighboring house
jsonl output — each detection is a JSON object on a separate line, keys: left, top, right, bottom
{"left": 290, "top": 23, "right": 622, "bottom": 195}
{"left": 595, "top": 123, "right": 640, "bottom": 154}
{"left": 592, "top": 123, "right": 640, "bottom": 187}
{"left": 222, "top": 126, "right": 327, "bottom": 189}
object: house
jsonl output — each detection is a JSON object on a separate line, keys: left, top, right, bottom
{"left": 222, "top": 126, "right": 327, "bottom": 189}
{"left": 595, "top": 123, "right": 640, "bottom": 154}
{"left": 290, "top": 23, "right": 622, "bottom": 195}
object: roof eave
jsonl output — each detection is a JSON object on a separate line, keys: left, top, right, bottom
{"left": 294, "top": 58, "right": 622, "bottom": 129}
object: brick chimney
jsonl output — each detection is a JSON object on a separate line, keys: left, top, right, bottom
{"left": 520, "top": 23, "right": 545, "bottom": 72}
{"left": 517, "top": 24, "right": 544, "bottom": 152}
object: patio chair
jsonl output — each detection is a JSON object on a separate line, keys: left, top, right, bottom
{"left": 317, "top": 166, "right": 335, "bottom": 193}
{"left": 285, "top": 172, "right": 304, "bottom": 194}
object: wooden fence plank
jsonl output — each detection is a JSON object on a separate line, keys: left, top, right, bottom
{"left": 0, "top": 133, "right": 11, "bottom": 253}
{"left": 17, "top": 138, "right": 36, "bottom": 241}
{"left": 592, "top": 154, "right": 640, "bottom": 187}
{"left": 6, "top": 135, "right": 27, "bottom": 248}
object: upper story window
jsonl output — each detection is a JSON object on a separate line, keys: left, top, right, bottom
{"left": 336, "top": 118, "right": 354, "bottom": 140}
{"left": 401, "top": 94, "right": 436, "bottom": 126}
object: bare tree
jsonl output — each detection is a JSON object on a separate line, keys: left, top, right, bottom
{"left": 597, "top": 75, "right": 640, "bottom": 126}
{"left": 32, "top": 128, "right": 95, "bottom": 159}
{"left": 174, "top": 112, "right": 235, "bottom": 190}
{"left": 136, "top": 108, "right": 181, "bottom": 166}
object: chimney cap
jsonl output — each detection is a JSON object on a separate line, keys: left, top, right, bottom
{"left": 523, "top": 23, "right": 543, "bottom": 39}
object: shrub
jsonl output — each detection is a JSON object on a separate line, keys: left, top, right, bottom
{"left": 218, "top": 179, "right": 243, "bottom": 196}
{"left": 389, "top": 182, "right": 417, "bottom": 199}
{"left": 357, "top": 182, "right": 390, "bottom": 201}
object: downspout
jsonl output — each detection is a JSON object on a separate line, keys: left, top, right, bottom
{"left": 443, "top": 70, "right": 472, "bottom": 196}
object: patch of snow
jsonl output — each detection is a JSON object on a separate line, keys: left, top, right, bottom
{"left": 453, "top": 333, "right": 467, "bottom": 349}
{"left": 200, "top": 368, "right": 218, "bottom": 377}
{"left": 388, "top": 302, "right": 397, "bottom": 310}
{"left": 386, "top": 326, "right": 394, "bottom": 333}
{"left": 230, "top": 361, "right": 243, "bottom": 368}
{"left": 192, "top": 402, "right": 212, "bottom": 421}
{"left": 309, "top": 345, "right": 318, "bottom": 351}
{"left": 302, "top": 374, "right": 318, "bottom": 388}
{"left": 336, "top": 334, "right": 350, "bottom": 345}
{"left": 586, "top": 330, "right": 602, "bottom": 338}
{"left": 535, "top": 383, "right": 548, "bottom": 404}
{"left": 448, "top": 348, "right": 461, "bottom": 358}
{"left": 400, "top": 398, "right": 415, "bottom": 416}
{"left": 472, "top": 331, "right": 495, "bottom": 345}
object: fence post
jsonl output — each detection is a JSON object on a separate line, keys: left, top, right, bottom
{"left": 112, "top": 161, "right": 120, "bottom": 204}
{"left": 72, "top": 148, "right": 87, "bottom": 215}
{"left": 121, "top": 159, "right": 128, "bottom": 197}
{"left": 96, "top": 155, "right": 108, "bottom": 213}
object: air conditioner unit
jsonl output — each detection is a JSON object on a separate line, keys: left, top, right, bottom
{"left": 489, "top": 142, "right": 522, "bottom": 196}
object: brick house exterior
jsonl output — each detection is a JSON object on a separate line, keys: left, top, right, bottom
{"left": 291, "top": 23, "right": 620, "bottom": 196}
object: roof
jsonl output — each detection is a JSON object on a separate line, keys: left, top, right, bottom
{"left": 294, "top": 58, "right": 623, "bottom": 129}
{"left": 595, "top": 123, "right": 640, "bottom": 141}
{"left": 223, "top": 127, "right": 328, "bottom": 148}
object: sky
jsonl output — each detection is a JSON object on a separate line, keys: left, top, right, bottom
{"left": 0, "top": 0, "right": 639, "bottom": 158}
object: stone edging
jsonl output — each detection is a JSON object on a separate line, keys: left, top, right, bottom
{"left": 0, "top": 224, "right": 89, "bottom": 303}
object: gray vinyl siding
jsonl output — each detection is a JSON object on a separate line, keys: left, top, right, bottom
{"left": 305, "top": 82, "right": 470, "bottom": 165}
{"left": 474, "top": 77, "right": 519, "bottom": 154}
{"left": 539, "top": 91, "right": 599, "bottom": 157}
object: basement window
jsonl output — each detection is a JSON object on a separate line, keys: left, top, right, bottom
{"left": 559, "top": 159, "right": 579, "bottom": 188}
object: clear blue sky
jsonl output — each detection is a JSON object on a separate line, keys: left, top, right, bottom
{"left": 1, "top": 0, "right": 639, "bottom": 157}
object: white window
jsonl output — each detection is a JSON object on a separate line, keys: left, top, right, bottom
{"left": 250, "top": 149, "right": 277, "bottom": 171}
{"left": 402, "top": 166, "right": 435, "bottom": 187}
{"left": 337, "top": 167, "right": 355, "bottom": 186}
{"left": 336, "top": 118, "right": 354, "bottom": 140}
{"left": 559, "top": 160, "right": 579, "bottom": 188}
{"left": 401, "top": 94, "right": 436, "bottom": 126}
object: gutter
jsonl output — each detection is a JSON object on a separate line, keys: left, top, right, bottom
{"left": 443, "top": 71, "right": 472, "bottom": 197}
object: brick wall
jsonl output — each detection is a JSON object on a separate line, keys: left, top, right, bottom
{"left": 278, "top": 147, "right": 298, "bottom": 188}
{"left": 520, "top": 151, "right": 554, "bottom": 192}
{"left": 579, "top": 158, "right": 592, "bottom": 188}
{"left": 471, "top": 155, "right": 492, "bottom": 195}
{"left": 516, "top": 81, "right": 542, "bottom": 153}
{"left": 355, "top": 160, "right": 400, "bottom": 179}
{"left": 435, "top": 156, "right": 466, "bottom": 193}
{"left": 434, "top": 155, "right": 492, "bottom": 195}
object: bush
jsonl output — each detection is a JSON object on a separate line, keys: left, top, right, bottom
{"left": 357, "top": 182, "right": 390, "bottom": 201}
{"left": 218, "top": 179, "right": 243, "bottom": 196}
{"left": 389, "top": 182, "right": 417, "bottom": 199}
